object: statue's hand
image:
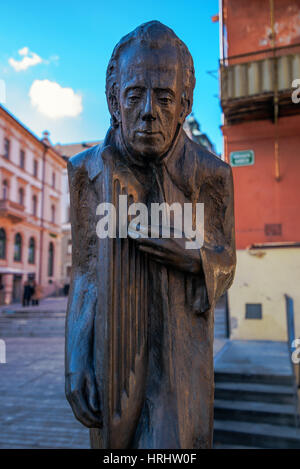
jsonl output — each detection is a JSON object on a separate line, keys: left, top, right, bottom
{"left": 65, "top": 365, "right": 102, "bottom": 428}
{"left": 128, "top": 224, "right": 202, "bottom": 274}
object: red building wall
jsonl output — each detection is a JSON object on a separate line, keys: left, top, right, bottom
{"left": 224, "top": 0, "right": 300, "bottom": 58}
{"left": 223, "top": 115, "right": 300, "bottom": 249}
{"left": 222, "top": 0, "right": 300, "bottom": 250}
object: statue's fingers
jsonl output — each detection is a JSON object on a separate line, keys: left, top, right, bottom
{"left": 136, "top": 237, "right": 166, "bottom": 251}
{"left": 138, "top": 245, "right": 165, "bottom": 257}
{"left": 138, "top": 245, "right": 179, "bottom": 268}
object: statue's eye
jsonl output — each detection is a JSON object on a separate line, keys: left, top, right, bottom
{"left": 159, "top": 97, "right": 171, "bottom": 105}
{"left": 128, "top": 95, "right": 140, "bottom": 103}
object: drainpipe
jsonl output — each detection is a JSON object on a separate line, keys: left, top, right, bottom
{"left": 270, "top": 0, "right": 281, "bottom": 181}
{"left": 219, "top": 0, "right": 224, "bottom": 62}
{"left": 219, "top": 0, "right": 227, "bottom": 159}
{"left": 39, "top": 142, "right": 48, "bottom": 284}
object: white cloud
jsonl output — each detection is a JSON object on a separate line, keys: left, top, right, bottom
{"left": 9, "top": 47, "right": 42, "bottom": 72}
{"left": 18, "top": 47, "right": 29, "bottom": 56}
{"left": 29, "top": 79, "right": 83, "bottom": 119}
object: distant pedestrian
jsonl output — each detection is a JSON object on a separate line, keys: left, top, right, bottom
{"left": 22, "top": 281, "right": 31, "bottom": 307}
{"left": 32, "top": 283, "right": 43, "bottom": 306}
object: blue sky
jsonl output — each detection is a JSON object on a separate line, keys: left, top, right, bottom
{"left": 0, "top": 0, "right": 222, "bottom": 153}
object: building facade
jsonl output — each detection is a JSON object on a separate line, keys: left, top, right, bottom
{"left": 55, "top": 141, "right": 101, "bottom": 291}
{"left": 219, "top": 0, "right": 300, "bottom": 340}
{"left": 0, "top": 105, "right": 66, "bottom": 304}
{"left": 183, "top": 114, "right": 217, "bottom": 154}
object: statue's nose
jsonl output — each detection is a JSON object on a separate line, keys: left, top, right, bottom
{"left": 141, "top": 90, "right": 156, "bottom": 121}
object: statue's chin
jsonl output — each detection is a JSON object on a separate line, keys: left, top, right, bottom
{"left": 128, "top": 143, "right": 168, "bottom": 161}
{"left": 136, "top": 150, "right": 163, "bottom": 160}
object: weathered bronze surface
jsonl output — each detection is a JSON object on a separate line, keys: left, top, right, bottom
{"left": 65, "top": 21, "right": 236, "bottom": 449}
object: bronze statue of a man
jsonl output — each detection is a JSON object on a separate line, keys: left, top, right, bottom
{"left": 65, "top": 21, "right": 236, "bottom": 449}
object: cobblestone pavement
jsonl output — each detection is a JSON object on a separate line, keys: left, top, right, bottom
{"left": 0, "top": 297, "right": 90, "bottom": 449}
{"left": 0, "top": 297, "right": 227, "bottom": 449}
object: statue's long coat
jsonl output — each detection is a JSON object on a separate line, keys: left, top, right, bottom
{"left": 66, "top": 127, "right": 236, "bottom": 449}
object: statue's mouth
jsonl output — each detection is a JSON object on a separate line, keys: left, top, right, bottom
{"left": 136, "top": 130, "right": 161, "bottom": 136}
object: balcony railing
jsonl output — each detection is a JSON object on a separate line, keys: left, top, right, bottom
{"left": 220, "top": 43, "right": 300, "bottom": 124}
{"left": 0, "top": 199, "right": 25, "bottom": 223}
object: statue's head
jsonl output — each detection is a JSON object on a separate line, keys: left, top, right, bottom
{"left": 106, "top": 21, "right": 195, "bottom": 160}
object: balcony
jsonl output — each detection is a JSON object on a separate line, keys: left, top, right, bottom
{"left": 0, "top": 199, "right": 25, "bottom": 223}
{"left": 220, "top": 44, "right": 300, "bottom": 124}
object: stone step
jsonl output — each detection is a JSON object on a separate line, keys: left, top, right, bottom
{"left": 215, "top": 370, "right": 294, "bottom": 386}
{"left": 213, "top": 443, "right": 260, "bottom": 449}
{"left": 214, "top": 326, "right": 226, "bottom": 332}
{"left": 214, "top": 316, "right": 225, "bottom": 322}
{"left": 215, "top": 381, "right": 295, "bottom": 404}
{"left": 0, "top": 311, "right": 65, "bottom": 318}
{"left": 214, "top": 331, "right": 226, "bottom": 337}
{"left": 214, "top": 419, "right": 300, "bottom": 449}
{"left": 214, "top": 399, "right": 297, "bottom": 426}
{"left": 0, "top": 317, "right": 65, "bottom": 337}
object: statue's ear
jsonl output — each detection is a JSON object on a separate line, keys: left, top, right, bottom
{"left": 108, "top": 88, "right": 121, "bottom": 126}
{"left": 179, "top": 96, "right": 191, "bottom": 124}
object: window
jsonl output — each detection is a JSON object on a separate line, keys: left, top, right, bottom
{"left": 14, "top": 233, "right": 22, "bottom": 262}
{"left": 18, "top": 187, "right": 24, "bottom": 206}
{"left": 33, "top": 159, "right": 38, "bottom": 177}
{"left": 51, "top": 204, "right": 55, "bottom": 223}
{"left": 245, "top": 303, "right": 262, "bottom": 320}
{"left": 0, "top": 228, "right": 6, "bottom": 259}
{"left": 2, "top": 180, "right": 8, "bottom": 200}
{"left": 264, "top": 223, "right": 282, "bottom": 236}
{"left": 32, "top": 195, "right": 37, "bottom": 216}
{"left": 48, "top": 242, "right": 54, "bottom": 276}
{"left": 4, "top": 138, "right": 10, "bottom": 159}
{"left": 52, "top": 171, "right": 56, "bottom": 188}
{"left": 20, "top": 150, "right": 25, "bottom": 169}
{"left": 67, "top": 239, "right": 72, "bottom": 254}
{"left": 28, "top": 237, "right": 35, "bottom": 264}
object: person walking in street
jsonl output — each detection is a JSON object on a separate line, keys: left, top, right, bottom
{"left": 22, "top": 280, "right": 31, "bottom": 307}
{"left": 32, "top": 282, "right": 43, "bottom": 306}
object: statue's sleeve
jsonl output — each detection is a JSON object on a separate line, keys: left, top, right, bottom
{"left": 198, "top": 163, "right": 236, "bottom": 312}
{"left": 65, "top": 158, "right": 98, "bottom": 373}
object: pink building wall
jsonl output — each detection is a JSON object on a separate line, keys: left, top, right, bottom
{"left": 0, "top": 105, "right": 66, "bottom": 304}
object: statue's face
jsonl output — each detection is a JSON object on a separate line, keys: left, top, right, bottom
{"left": 117, "top": 43, "right": 186, "bottom": 159}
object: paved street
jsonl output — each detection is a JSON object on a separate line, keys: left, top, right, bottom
{"left": 0, "top": 297, "right": 90, "bottom": 449}
{"left": 0, "top": 296, "right": 228, "bottom": 449}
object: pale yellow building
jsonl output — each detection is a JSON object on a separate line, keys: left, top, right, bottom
{"left": 228, "top": 245, "right": 300, "bottom": 342}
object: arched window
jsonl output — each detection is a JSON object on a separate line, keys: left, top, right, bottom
{"left": 52, "top": 171, "right": 56, "bottom": 188}
{"left": 18, "top": 188, "right": 24, "bottom": 206}
{"left": 48, "top": 242, "right": 54, "bottom": 276}
{"left": 2, "top": 180, "right": 8, "bottom": 200}
{"left": 32, "top": 195, "right": 37, "bottom": 216}
{"left": 33, "top": 159, "right": 38, "bottom": 177}
{"left": 28, "top": 237, "right": 35, "bottom": 264}
{"left": 14, "top": 233, "right": 22, "bottom": 262}
{"left": 51, "top": 204, "right": 55, "bottom": 223}
{"left": 4, "top": 138, "right": 10, "bottom": 159}
{"left": 20, "top": 150, "right": 25, "bottom": 169}
{"left": 0, "top": 228, "right": 6, "bottom": 259}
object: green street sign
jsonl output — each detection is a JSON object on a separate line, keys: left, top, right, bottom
{"left": 230, "top": 150, "right": 254, "bottom": 167}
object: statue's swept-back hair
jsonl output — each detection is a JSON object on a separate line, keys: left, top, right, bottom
{"left": 106, "top": 21, "right": 196, "bottom": 128}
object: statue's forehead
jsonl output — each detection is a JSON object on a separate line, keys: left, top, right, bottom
{"left": 119, "top": 44, "right": 180, "bottom": 90}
